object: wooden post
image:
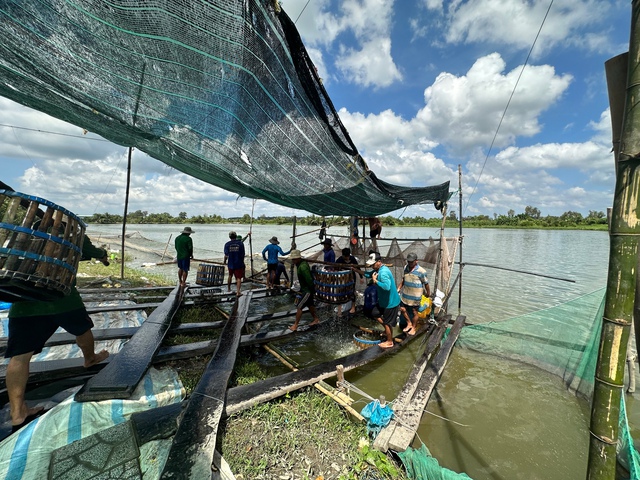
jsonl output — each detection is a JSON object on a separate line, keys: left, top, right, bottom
{"left": 120, "top": 147, "right": 132, "bottom": 280}
{"left": 588, "top": 4, "right": 640, "bottom": 477}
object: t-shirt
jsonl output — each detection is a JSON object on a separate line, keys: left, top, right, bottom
{"left": 370, "top": 265, "right": 400, "bottom": 308}
{"left": 297, "top": 261, "right": 314, "bottom": 294}
{"left": 262, "top": 243, "right": 290, "bottom": 264}
{"left": 401, "top": 264, "right": 429, "bottom": 306}
{"left": 174, "top": 233, "right": 193, "bottom": 260}
{"left": 323, "top": 248, "right": 336, "bottom": 264}
{"left": 224, "top": 239, "right": 245, "bottom": 270}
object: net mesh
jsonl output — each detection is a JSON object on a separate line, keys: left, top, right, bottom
{"left": 0, "top": 0, "right": 450, "bottom": 216}
{"left": 456, "top": 288, "right": 640, "bottom": 479}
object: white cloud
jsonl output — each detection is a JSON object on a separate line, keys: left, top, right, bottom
{"left": 415, "top": 53, "right": 572, "bottom": 154}
{"left": 335, "top": 37, "right": 402, "bottom": 88}
{"left": 444, "top": 0, "right": 617, "bottom": 57}
{"left": 285, "top": 0, "right": 402, "bottom": 89}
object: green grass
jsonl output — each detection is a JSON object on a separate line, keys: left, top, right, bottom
{"left": 76, "top": 257, "right": 172, "bottom": 288}
{"left": 221, "top": 388, "right": 406, "bottom": 480}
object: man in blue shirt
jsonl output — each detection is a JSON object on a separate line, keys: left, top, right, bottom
{"left": 224, "top": 231, "right": 246, "bottom": 296}
{"left": 262, "top": 236, "right": 290, "bottom": 290}
{"left": 364, "top": 252, "right": 400, "bottom": 349}
{"left": 321, "top": 238, "right": 336, "bottom": 265}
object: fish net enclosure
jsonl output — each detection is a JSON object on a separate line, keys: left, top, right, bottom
{"left": 0, "top": 0, "right": 450, "bottom": 216}
{"left": 457, "top": 288, "right": 640, "bottom": 478}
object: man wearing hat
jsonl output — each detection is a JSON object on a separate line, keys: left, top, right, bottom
{"left": 398, "top": 252, "right": 430, "bottom": 335}
{"left": 288, "top": 250, "right": 320, "bottom": 331}
{"left": 224, "top": 231, "right": 245, "bottom": 296}
{"left": 321, "top": 238, "right": 336, "bottom": 264}
{"left": 175, "top": 226, "right": 194, "bottom": 287}
{"left": 262, "top": 236, "right": 291, "bottom": 290}
{"left": 364, "top": 252, "right": 400, "bottom": 348}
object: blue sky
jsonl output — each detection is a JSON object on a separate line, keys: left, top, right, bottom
{"left": 0, "top": 0, "right": 631, "bottom": 219}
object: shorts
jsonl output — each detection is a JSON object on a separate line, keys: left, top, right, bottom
{"left": 6, "top": 308, "right": 94, "bottom": 357}
{"left": 177, "top": 258, "right": 190, "bottom": 272}
{"left": 401, "top": 302, "right": 418, "bottom": 318}
{"left": 379, "top": 305, "right": 400, "bottom": 327}
{"left": 370, "top": 227, "right": 381, "bottom": 238}
{"left": 229, "top": 267, "right": 244, "bottom": 280}
{"left": 363, "top": 306, "right": 381, "bottom": 320}
{"left": 267, "top": 263, "right": 278, "bottom": 273}
{"left": 296, "top": 292, "right": 315, "bottom": 310}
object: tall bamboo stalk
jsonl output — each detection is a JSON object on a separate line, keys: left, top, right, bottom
{"left": 587, "top": 3, "right": 640, "bottom": 477}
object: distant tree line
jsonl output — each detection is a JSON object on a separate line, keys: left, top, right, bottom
{"left": 82, "top": 206, "right": 608, "bottom": 230}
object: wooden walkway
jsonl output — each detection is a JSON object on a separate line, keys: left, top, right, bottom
{"left": 373, "top": 314, "right": 466, "bottom": 453}
{"left": 160, "top": 292, "right": 252, "bottom": 478}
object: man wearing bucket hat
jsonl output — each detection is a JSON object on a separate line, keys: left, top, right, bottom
{"left": 288, "top": 250, "right": 320, "bottom": 331}
{"left": 398, "top": 252, "right": 430, "bottom": 336}
{"left": 262, "top": 236, "right": 291, "bottom": 291}
{"left": 364, "top": 252, "right": 401, "bottom": 349}
{"left": 321, "top": 238, "right": 336, "bottom": 264}
{"left": 175, "top": 226, "right": 195, "bottom": 287}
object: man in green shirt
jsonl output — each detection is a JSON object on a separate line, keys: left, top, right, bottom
{"left": 6, "top": 235, "right": 110, "bottom": 432}
{"left": 174, "top": 226, "right": 194, "bottom": 286}
{"left": 288, "top": 250, "right": 320, "bottom": 331}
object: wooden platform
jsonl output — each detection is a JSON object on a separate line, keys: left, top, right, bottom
{"left": 373, "top": 314, "right": 466, "bottom": 453}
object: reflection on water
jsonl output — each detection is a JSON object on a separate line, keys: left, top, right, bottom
{"left": 89, "top": 224, "right": 611, "bottom": 479}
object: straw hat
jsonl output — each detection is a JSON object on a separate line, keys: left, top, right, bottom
{"left": 269, "top": 236, "right": 279, "bottom": 244}
{"left": 182, "top": 227, "right": 195, "bottom": 234}
{"left": 289, "top": 249, "right": 302, "bottom": 260}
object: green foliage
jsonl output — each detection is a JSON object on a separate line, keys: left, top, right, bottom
{"left": 82, "top": 207, "right": 609, "bottom": 230}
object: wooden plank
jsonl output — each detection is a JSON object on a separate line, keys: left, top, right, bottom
{"left": 386, "top": 315, "right": 467, "bottom": 452}
{"left": 160, "top": 292, "right": 252, "bottom": 479}
{"left": 74, "top": 286, "right": 183, "bottom": 401}
{"left": 373, "top": 318, "right": 448, "bottom": 452}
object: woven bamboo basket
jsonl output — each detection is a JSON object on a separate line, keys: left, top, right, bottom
{"left": 0, "top": 190, "right": 85, "bottom": 302}
{"left": 312, "top": 267, "right": 355, "bottom": 304}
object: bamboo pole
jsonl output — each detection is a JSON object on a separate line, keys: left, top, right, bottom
{"left": 587, "top": 5, "right": 640, "bottom": 477}
{"left": 249, "top": 199, "right": 256, "bottom": 276}
{"left": 458, "top": 164, "right": 463, "bottom": 314}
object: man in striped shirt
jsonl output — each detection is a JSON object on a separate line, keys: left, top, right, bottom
{"left": 398, "top": 252, "right": 430, "bottom": 336}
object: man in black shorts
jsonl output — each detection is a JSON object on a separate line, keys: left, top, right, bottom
{"left": 5, "top": 237, "right": 110, "bottom": 432}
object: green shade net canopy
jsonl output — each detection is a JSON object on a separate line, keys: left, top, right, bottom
{"left": 0, "top": 0, "right": 451, "bottom": 216}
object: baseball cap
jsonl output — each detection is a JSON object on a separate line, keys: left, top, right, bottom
{"left": 365, "top": 252, "right": 382, "bottom": 265}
